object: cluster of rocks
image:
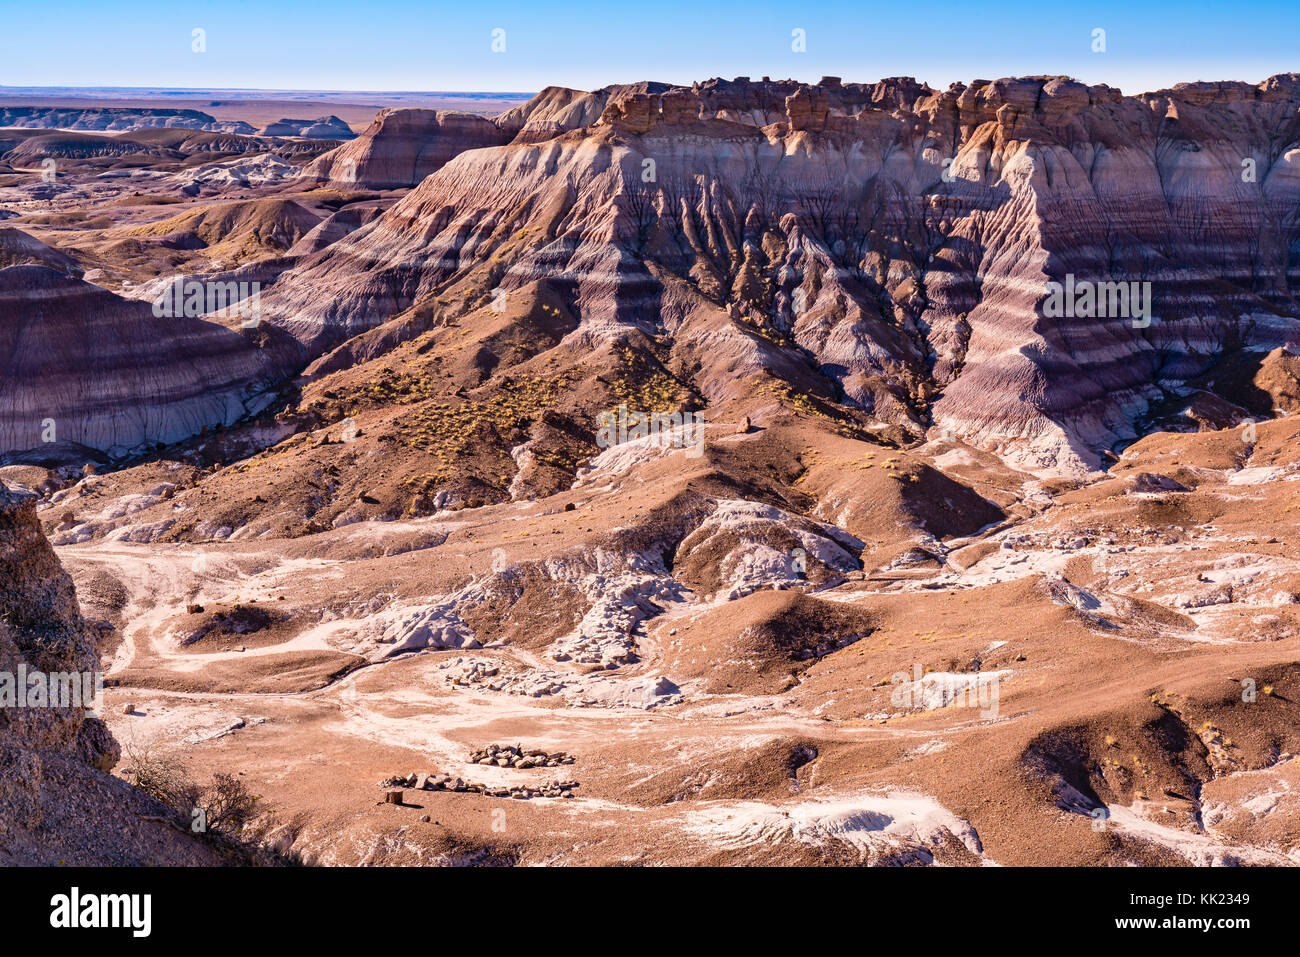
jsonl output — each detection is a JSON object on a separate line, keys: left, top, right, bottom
{"left": 378, "top": 771, "right": 579, "bottom": 801}
{"left": 438, "top": 656, "right": 685, "bottom": 711}
{"left": 1000, "top": 531, "right": 1120, "bottom": 552}
{"left": 469, "top": 744, "right": 574, "bottom": 768}
{"left": 439, "top": 656, "right": 572, "bottom": 698}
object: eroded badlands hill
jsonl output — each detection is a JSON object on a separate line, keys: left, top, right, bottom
{"left": 0, "top": 265, "right": 290, "bottom": 458}
{"left": 262, "top": 73, "right": 1300, "bottom": 473}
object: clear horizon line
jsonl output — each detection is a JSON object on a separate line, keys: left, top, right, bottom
{"left": 0, "top": 84, "right": 540, "bottom": 96}
{"left": 0, "top": 71, "right": 1295, "bottom": 100}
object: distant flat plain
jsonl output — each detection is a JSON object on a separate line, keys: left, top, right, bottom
{"left": 0, "top": 87, "right": 536, "bottom": 131}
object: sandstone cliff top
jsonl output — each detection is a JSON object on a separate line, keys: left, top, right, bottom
{"left": 581, "top": 72, "right": 1300, "bottom": 135}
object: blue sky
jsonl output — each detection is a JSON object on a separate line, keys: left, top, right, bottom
{"left": 1, "top": 0, "right": 1297, "bottom": 94}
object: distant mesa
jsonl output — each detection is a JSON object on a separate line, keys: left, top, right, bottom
{"left": 3, "top": 131, "right": 166, "bottom": 162}
{"left": 256, "top": 115, "right": 356, "bottom": 140}
{"left": 0, "top": 105, "right": 254, "bottom": 135}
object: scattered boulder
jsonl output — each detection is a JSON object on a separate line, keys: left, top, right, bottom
{"left": 377, "top": 761, "right": 579, "bottom": 800}
{"left": 1126, "top": 472, "right": 1190, "bottom": 494}
{"left": 467, "top": 743, "right": 576, "bottom": 768}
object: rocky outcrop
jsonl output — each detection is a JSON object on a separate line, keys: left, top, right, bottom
{"left": 0, "top": 266, "right": 288, "bottom": 462}
{"left": 0, "top": 483, "right": 221, "bottom": 864}
{"left": 496, "top": 85, "right": 626, "bottom": 143}
{"left": 926, "top": 74, "right": 1300, "bottom": 469}
{"left": 0, "top": 483, "right": 113, "bottom": 770}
